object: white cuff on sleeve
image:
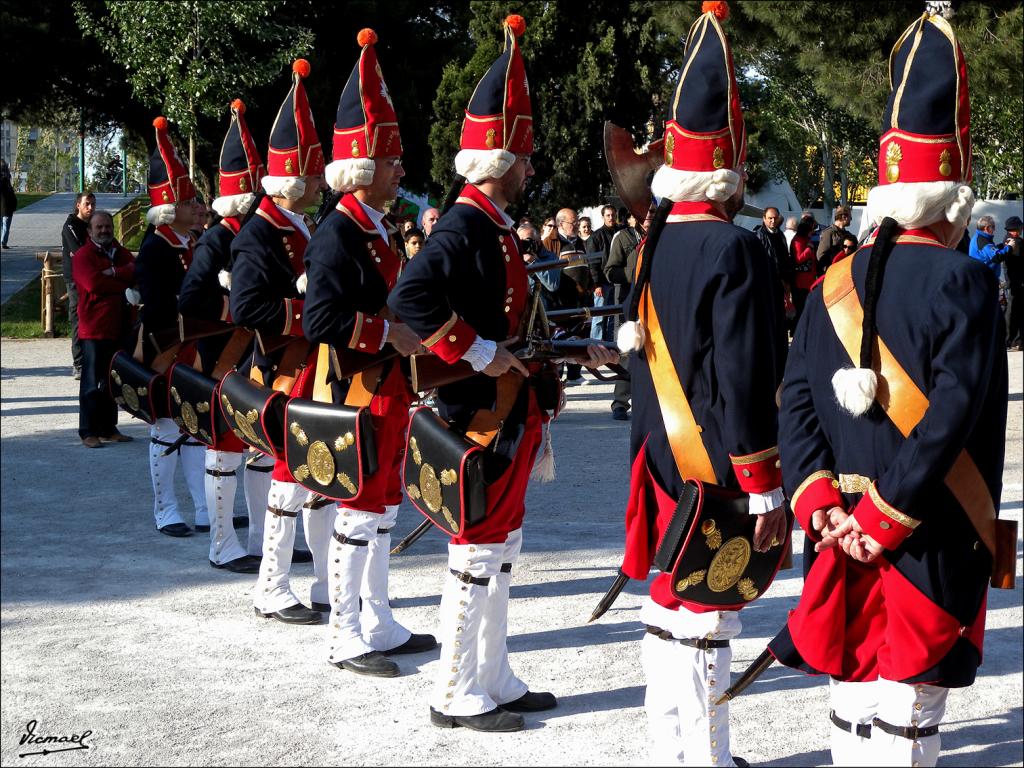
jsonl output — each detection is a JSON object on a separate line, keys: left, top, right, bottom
{"left": 378, "top": 319, "right": 390, "bottom": 352}
{"left": 461, "top": 337, "right": 497, "bottom": 372}
{"left": 748, "top": 487, "right": 785, "bottom": 515}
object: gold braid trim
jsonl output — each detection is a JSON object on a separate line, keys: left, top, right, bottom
{"left": 791, "top": 470, "right": 838, "bottom": 512}
{"left": 868, "top": 481, "right": 921, "bottom": 529}
{"left": 423, "top": 311, "right": 459, "bottom": 348}
{"left": 730, "top": 446, "right": 780, "bottom": 465}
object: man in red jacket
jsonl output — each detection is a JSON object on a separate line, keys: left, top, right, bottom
{"left": 73, "top": 210, "right": 136, "bottom": 448}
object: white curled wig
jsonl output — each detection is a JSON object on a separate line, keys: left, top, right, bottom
{"left": 650, "top": 164, "right": 741, "bottom": 203}
{"left": 211, "top": 193, "right": 256, "bottom": 219}
{"left": 861, "top": 181, "right": 975, "bottom": 239}
{"left": 145, "top": 204, "right": 177, "bottom": 226}
{"left": 454, "top": 149, "right": 515, "bottom": 184}
{"left": 325, "top": 158, "right": 376, "bottom": 193}
{"left": 261, "top": 175, "right": 306, "bottom": 201}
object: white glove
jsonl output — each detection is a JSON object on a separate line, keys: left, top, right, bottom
{"left": 125, "top": 287, "right": 142, "bottom": 306}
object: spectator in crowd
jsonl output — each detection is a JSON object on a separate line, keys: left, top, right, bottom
{"left": 0, "top": 159, "right": 15, "bottom": 249}
{"left": 834, "top": 231, "right": 859, "bottom": 266}
{"left": 403, "top": 226, "right": 425, "bottom": 258}
{"left": 783, "top": 215, "right": 798, "bottom": 248}
{"left": 72, "top": 210, "right": 135, "bottom": 448}
{"left": 607, "top": 204, "right": 653, "bottom": 421}
{"left": 541, "top": 216, "right": 556, "bottom": 242}
{"left": 586, "top": 204, "right": 620, "bottom": 342}
{"left": 800, "top": 210, "right": 821, "bottom": 252}
{"left": 755, "top": 206, "right": 795, "bottom": 334}
{"left": 1002, "top": 215, "right": 1022, "bottom": 350}
{"left": 517, "top": 222, "right": 561, "bottom": 303}
{"left": 969, "top": 214, "right": 1009, "bottom": 280}
{"left": 816, "top": 204, "right": 853, "bottom": 273}
{"left": 790, "top": 217, "right": 817, "bottom": 323}
{"left": 578, "top": 216, "right": 592, "bottom": 242}
{"left": 420, "top": 206, "right": 440, "bottom": 237}
{"left": 543, "top": 207, "right": 592, "bottom": 384}
{"left": 62, "top": 192, "right": 96, "bottom": 380}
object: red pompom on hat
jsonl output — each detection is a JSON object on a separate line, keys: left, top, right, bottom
{"left": 357, "top": 28, "right": 378, "bottom": 46}
{"left": 505, "top": 14, "right": 526, "bottom": 37}
{"left": 148, "top": 115, "right": 195, "bottom": 210}
{"left": 153, "top": 116, "right": 168, "bottom": 130}
{"left": 292, "top": 58, "right": 311, "bottom": 78}
{"left": 231, "top": 98, "right": 246, "bottom": 114}
{"left": 702, "top": 1, "right": 729, "bottom": 21}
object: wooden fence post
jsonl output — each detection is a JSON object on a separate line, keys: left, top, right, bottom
{"left": 36, "top": 251, "right": 60, "bottom": 337}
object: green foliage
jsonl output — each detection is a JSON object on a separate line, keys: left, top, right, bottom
{"left": 0, "top": 276, "right": 70, "bottom": 339}
{"left": 16, "top": 127, "right": 80, "bottom": 193}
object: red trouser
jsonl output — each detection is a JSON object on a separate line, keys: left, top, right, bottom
{"left": 452, "top": 389, "right": 544, "bottom": 545}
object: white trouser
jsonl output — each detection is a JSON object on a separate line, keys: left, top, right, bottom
{"left": 639, "top": 599, "right": 743, "bottom": 767}
{"left": 149, "top": 418, "right": 208, "bottom": 528}
{"left": 253, "top": 480, "right": 312, "bottom": 612}
{"left": 205, "top": 450, "right": 248, "bottom": 565}
{"left": 243, "top": 453, "right": 273, "bottom": 555}
{"left": 478, "top": 528, "right": 528, "bottom": 706}
{"left": 430, "top": 540, "right": 505, "bottom": 717}
{"left": 358, "top": 504, "right": 411, "bottom": 652}
{"left": 325, "top": 508, "right": 378, "bottom": 663}
{"left": 830, "top": 678, "right": 947, "bottom": 767}
{"left": 180, "top": 439, "right": 208, "bottom": 526}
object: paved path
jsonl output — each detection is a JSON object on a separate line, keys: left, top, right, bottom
{"left": 1, "top": 194, "right": 138, "bottom": 304}
{"left": 0, "top": 340, "right": 1020, "bottom": 766}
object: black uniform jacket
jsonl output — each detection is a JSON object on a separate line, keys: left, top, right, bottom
{"left": 630, "top": 203, "right": 787, "bottom": 498}
{"left": 388, "top": 184, "right": 529, "bottom": 432}
{"left": 135, "top": 223, "right": 192, "bottom": 364}
{"left": 303, "top": 193, "right": 401, "bottom": 354}
{"left": 780, "top": 230, "right": 1007, "bottom": 628}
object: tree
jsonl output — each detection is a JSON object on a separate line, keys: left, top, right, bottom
{"left": 74, "top": 0, "right": 314, "bottom": 194}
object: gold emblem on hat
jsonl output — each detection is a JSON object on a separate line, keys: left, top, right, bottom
{"left": 285, "top": 157, "right": 295, "bottom": 174}
{"left": 351, "top": 140, "right": 360, "bottom": 158}
{"left": 712, "top": 146, "right": 725, "bottom": 170}
{"left": 239, "top": 176, "right": 248, "bottom": 192}
{"left": 665, "top": 132, "right": 675, "bottom": 166}
{"left": 939, "top": 149, "right": 952, "bottom": 178}
{"left": 707, "top": 536, "right": 751, "bottom": 592}
{"left": 885, "top": 141, "right": 902, "bottom": 183}
{"left": 485, "top": 129, "right": 496, "bottom": 149}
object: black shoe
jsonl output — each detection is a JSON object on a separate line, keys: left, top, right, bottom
{"left": 194, "top": 524, "right": 211, "bottom": 533}
{"left": 384, "top": 633, "right": 438, "bottom": 655}
{"left": 500, "top": 690, "right": 557, "bottom": 712}
{"left": 611, "top": 407, "right": 629, "bottom": 421}
{"left": 332, "top": 651, "right": 400, "bottom": 678}
{"left": 254, "top": 604, "right": 321, "bottom": 625}
{"left": 292, "top": 549, "right": 314, "bottom": 563}
{"left": 157, "top": 523, "right": 193, "bottom": 538}
{"left": 310, "top": 601, "right": 331, "bottom": 612}
{"left": 734, "top": 759, "right": 749, "bottom": 768}
{"left": 233, "top": 516, "right": 249, "bottom": 529}
{"left": 430, "top": 706, "right": 524, "bottom": 733}
{"left": 210, "top": 555, "right": 262, "bottom": 574}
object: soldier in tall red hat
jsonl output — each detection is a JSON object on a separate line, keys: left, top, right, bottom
{"left": 302, "top": 28, "right": 437, "bottom": 678}
{"left": 613, "top": 3, "right": 789, "bottom": 764}
{"left": 230, "top": 59, "right": 330, "bottom": 625}
{"left": 389, "top": 15, "right": 616, "bottom": 733}
{"left": 135, "top": 116, "right": 209, "bottom": 538}
{"left": 178, "top": 99, "right": 273, "bottom": 573}
{"left": 772, "top": 6, "right": 1008, "bottom": 766}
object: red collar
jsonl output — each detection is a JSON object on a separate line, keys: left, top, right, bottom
{"left": 154, "top": 224, "right": 190, "bottom": 249}
{"left": 219, "top": 217, "right": 241, "bottom": 235}
{"left": 253, "top": 195, "right": 295, "bottom": 231}
{"left": 667, "top": 201, "right": 729, "bottom": 221}
{"left": 455, "top": 184, "right": 510, "bottom": 230}
{"left": 336, "top": 193, "right": 379, "bottom": 235}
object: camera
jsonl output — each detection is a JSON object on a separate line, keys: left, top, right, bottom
{"left": 519, "top": 237, "right": 537, "bottom": 255}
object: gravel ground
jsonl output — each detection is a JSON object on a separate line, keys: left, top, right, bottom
{"left": 1, "top": 338, "right": 1021, "bottom": 767}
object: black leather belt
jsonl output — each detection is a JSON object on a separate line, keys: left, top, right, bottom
{"left": 830, "top": 710, "right": 872, "bottom": 739}
{"left": 644, "top": 625, "right": 730, "bottom": 648}
{"left": 449, "top": 563, "right": 513, "bottom": 586}
{"left": 184, "top": 441, "right": 205, "bottom": 447}
{"left": 303, "top": 496, "right": 335, "bottom": 510}
{"left": 206, "top": 469, "right": 236, "bottom": 477}
{"left": 245, "top": 462, "right": 273, "bottom": 473}
{"left": 333, "top": 531, "right": 369, "bottom": 547}
{"left": 268, "top": 506, "right": 297, "bottom": 518}
{"left": 377, "top": 528, "right": 390, "bottom": 535}
{"left": 151, "top": 438, "right": 177, "bottom": 447}
{"left": 872, "top": 717, "right": 939, "bottom": 740}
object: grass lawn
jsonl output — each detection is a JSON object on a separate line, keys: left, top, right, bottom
{"left": 14, "top": 192, "right": 52, "bottom": 209}
{"left": 0, "top": 275, "right": 70, "bottom": 339}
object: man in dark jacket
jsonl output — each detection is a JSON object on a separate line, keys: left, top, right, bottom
{"left": 586, "top": 204, "right": 620, "bottom": 341}
{"left": 816, "top": 205, "right": 853, "bottom": 273}
{"left": 543, "top": 207, "right": 592, "bottom": 383}
{"left": 1003, "top": 215, "right": 1023, "bottom": 349}
{"left": 74, "top": 210, "right": 135, "bottom": 447}
{"left": 0, "top": 159, "right": 16, "bottom": 248}
{"left": 62, "top": 192, "right": 95, "bottom": 379}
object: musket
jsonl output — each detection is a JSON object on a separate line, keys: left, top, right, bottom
{"left": 545, "top": 304, "right": 623, "bottom": 324}
{"left": 147, "top": 316, "right": 236, "bottom": 355}
{"left": 525, "top": 254, "right": 601, "bottom": 274}
{"left": 390, "top": 518, "right": 434, "bottom": 555}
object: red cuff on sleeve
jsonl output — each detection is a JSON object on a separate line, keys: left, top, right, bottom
{"left": 730, "top": 447, "right": 783, "bottom": 493}
{"left": 423, "top": 315, "right": 476, "bottom": 365}
{"left": 791, "top": 471, "right": 845, "bottom": 539}
{"left": 852, "top": 481, "right": 919, "bottom": 551}
{"left": 283, "top": 298, "right": 304, "bottom": 337}
{"left": 348, "top": 311, "right": 386, "bottom": 352}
